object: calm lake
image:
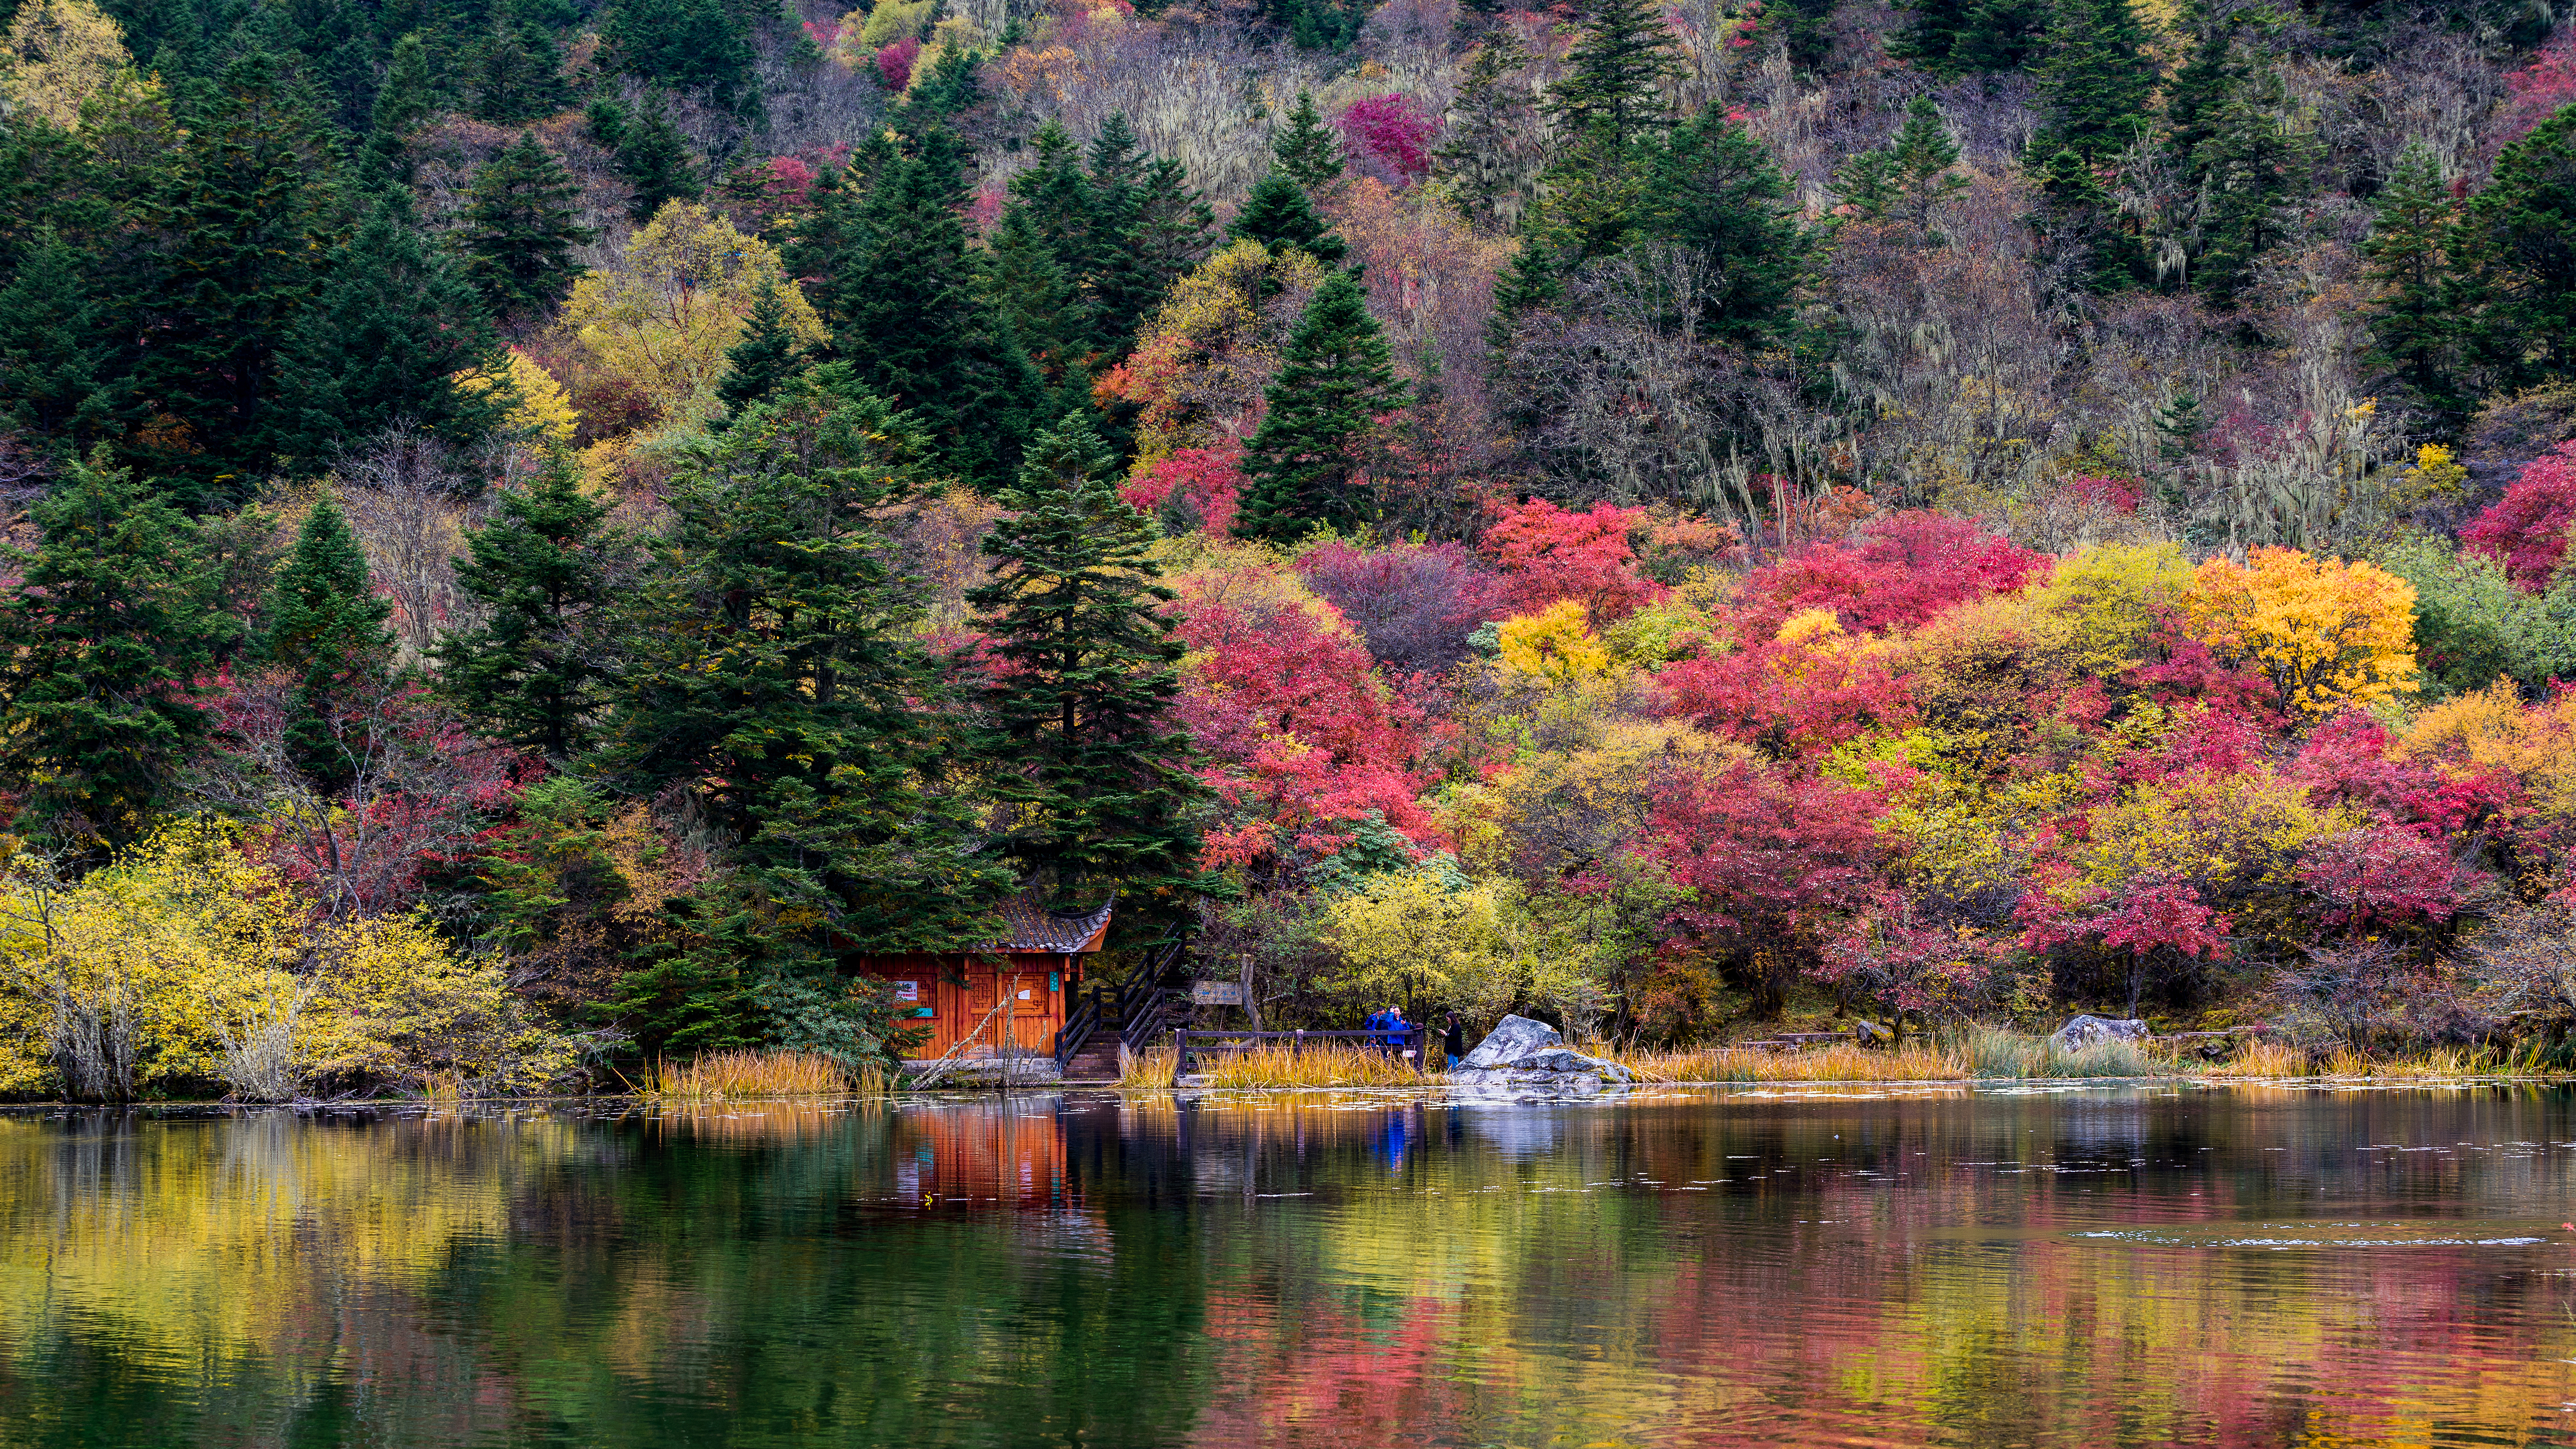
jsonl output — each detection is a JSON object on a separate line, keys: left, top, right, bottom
{"left": 5, "top": 1085, "right": 2576, "bottom": 1447}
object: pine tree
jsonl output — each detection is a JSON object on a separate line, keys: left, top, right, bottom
{"left": 367, "top": 31, "right": 435, "bottom": 180}
{"left": 1227, "top": 169, "right": 1349, "bottom": 266}
{"left": 1435, "top": 33, "right": 1545, "bottom": 231}
{"left": 0, "top": 451, "right": 234, "bottom": 857}
{"left": 1890, "top": 0, "right": 1974, "bottom": 72}
{"left": 2363, "top": 144, "right": 2471, "bottom": 428}
{"left": 616, "top": 100, "right": 701, "bottom": 222}
{"left": 1950, "top": 0, "right": 2049, "bottom": 72}
{"left": 460, "top": 133, "right": 596, "bottom": 323}
{"left": 714, "top": 279, "right": 809, "bottom": 421}
{"left": 1832, "top": 97, "right": 1966, "bottom": 235}
{"left": 599, "top": 381, "right": 1010, "bottom": 1058}
{"left": 2027, "top": 146, "right": 2138, "bottom": 295}
{"left": 984, "top": 208, "right": 1086, "bottom": 382}
{"left": 603, "top": 0, "right": 758, "bottom": 116}
{"left": 434, "top": 457, "right": 618, "bottom": 758}
{"left": 1273, "top": 88, "right": 1345, "bottom": 187}
{"left": 1087, "top": 113, "right": 1147, "bottom": 205}
{"left": 2467, "top": 101, "right": 2576, "bottom": 384}
{"left": 965, "top": 411, "right": 1215, "bottom": 910}
{"left": 827, "top": 133, "right": 1040, "bottom": 487}
{"left": 124, "top": 51, "right": 341, "bottom": 506}
{"left": 0, "top": 228, "right": 108, "bottom": 443}
{"left": 1545, "top": 0, "right": 1681, "bottom": 152}
{"left": 2036, "top": 0, "right": 2156, "bottom": 161}
{"left": 470, "top": 19, "right": 572, "bottom": 124}
{"left": 1095, "top": 152, "right": 1212, "bottom": 357}
{"left": 283, "top": 192, "right": 511, "bottom": 465}
{"left": 2188, "top": 61, "right": 2319, "bottom": 305}
{"left": 2162, "top": 22, "right": 2234, "bottom": 176}
{"left": 260, "top": 495, "right": 398, "bottom": 789}
{"left": 1636, "top": 108, "right": 1808, "bottom": 346}
{"left": 1235, "top": 271, "right": 1405, "bottom": 542}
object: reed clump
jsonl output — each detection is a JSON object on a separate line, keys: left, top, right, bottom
{"left": 639, "top": 1050, "right": 856, "bottom": 1101}
{"left": 1116, "top": 1044, "right": 1177, "bottom": 1088}
{"left": 1625, "top": 1041, "right": 1971, "bottom": 1083}
{"left": 1950, "top": 1025, "right": 2166, "bottom": 1079}
{"left": 2202, "top": 1039, "right": 2310, "bottom": 1079}
{"left": 1191, "top": 1041, "right": 1424, "bottom": 1088}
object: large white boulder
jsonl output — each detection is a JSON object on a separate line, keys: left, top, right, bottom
{"left": 1452, "top": 1014, "right": 1633, "bottom": 1092}
{"left": 2048, "top": 1014, "right": 2149, "bottom": 1053}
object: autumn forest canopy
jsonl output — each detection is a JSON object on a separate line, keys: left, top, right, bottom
{"left": 0, "top": 0, "right": 2573, "bottom": 1099}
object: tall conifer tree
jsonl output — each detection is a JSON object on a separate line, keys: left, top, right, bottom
{"left": 460, "top": 133, "right": 596, "bottom": 322}
{"left": 1273, "top": 89, "right": 1345, "bottom": 187}
{"left": 2364, "top": 144, "right": 2472, "bottom": 427}
{"left": 966, "top": 412, "right": 1214, "bottom": 913}
{"left": 2036, "top": 0, "right": 2156, "bottom": 160}
{"left": 0, "top": 453, "right": 233, "bottom": 856}
{"left": 260, "top": 496, "right": 398, "bottom": 789}
{"left": 434, "top": 459, "right": 618, "bottom": 758}
{"left": 2467, "top": 101, "right": 2576, "bottom": 383}
{"left": 1235, "top": 271, "right": 1405, "bottom": 541}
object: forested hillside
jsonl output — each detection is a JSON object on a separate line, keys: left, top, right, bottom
{"left": 0, "top": 0, "right": 2573, "bottom": 1097}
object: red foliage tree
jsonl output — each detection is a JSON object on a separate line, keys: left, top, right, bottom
{"left": 1171, "top": 587, "right": 1442, "bottom": 860}
{"left": 1479, "top": 499, "right": 1664, "bottom": 622}
{"left": 1334, "top": 93, "right": 1440, "bottom": 184}
{"left": 2498, "top": 25, "right": 2576, "bottom": 152}
{"left": 1646, "top": 760, "right": 1890, "bottom": 1016}
{"left": 1654, "top": 635, "right": 1914, "bottom": 761}
{"left": 1120, "top": 448, "right": 1244, "bottom": 536}
{"left": 1737, "top": 510, "right": 2051, "bottom": 637}
{"left": 1297, "top": 539, "right": 1511, "bottom": 675}
{"left": 2462, "top": 439, "right": 2576, "bottom": 591}
{"left": 878, "top": 35, "right": 921, "bottom": 89}
{"left": 2297, "top": 827, "right": 2476, "bottom": 937}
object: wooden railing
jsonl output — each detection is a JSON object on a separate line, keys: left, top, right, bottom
{"left": 1051, "top": 937, "right": 1191, "bottom": 1071}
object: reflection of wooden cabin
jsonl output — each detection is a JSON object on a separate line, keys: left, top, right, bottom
{"left": 890, "top": 1101, "right": 1074, "bottom": 1207}
{"left": 854, "top": 898, "right": 1113, "bottom": 1059}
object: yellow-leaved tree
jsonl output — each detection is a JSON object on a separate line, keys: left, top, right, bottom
{"left": 563, "top": 202, "right": 827, "bottom": 433}
{"left": 0, "top": 0, "right": 128, "bottom": 129}
{"left": 1496, "top": 600, "right": 1609, "bottom": 682}
{"left": 1111, "top": 239, "right": 1325, "bottom": 468}
{"left": 0, "top": 824, "right": 584, "bottom": 1101}
{"left": 460, "top": 348, "right": 579, "bottom": 447}
{"left": 1322, "top": 867, "right": 1533, "bottom": 1023}
{"left": 2030, "top": 539, "right": 2196, "bottom": 677}
{"left": 2186, "top": 546, "right": 2419, "bottom": 715}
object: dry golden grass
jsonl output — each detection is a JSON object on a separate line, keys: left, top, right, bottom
{"left": 1192, "top": 1041, "right": 1425, "bottom": 1088}
{"left": 639, "top": 1050, "right": 854, "bottom": 1101}
{"left": 2203, "top": 1040, "right": 2311, "bottom": 1078}
{"left": 1116, "top": 1044, "right": 1177, "bottom": 1088}
{"left": 1624, "top": 1041, "right": 1971, "bottom": 1083}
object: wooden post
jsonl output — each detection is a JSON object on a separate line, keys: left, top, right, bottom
{"left": 1240, "top": 952, "right": 1262, "bottom": 1031}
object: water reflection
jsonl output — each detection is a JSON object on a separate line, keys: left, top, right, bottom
{"left": 2, "top": 1085, "right": 2575, "bottom": 1447}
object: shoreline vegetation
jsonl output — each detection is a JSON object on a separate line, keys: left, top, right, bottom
{"left": 5, "top": 1030, "right": 2570, "bottom": 1109}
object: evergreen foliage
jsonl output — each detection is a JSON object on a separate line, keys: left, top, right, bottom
{"left": 713, "top": 279, "right": 809, "bottom": 423}
{"left": 1235, "top": 271, "right": 1405, "bottom": 542}
{"left": 2035, "top": 0, "right": 2156, "bottom": 161}
{"left": 1831, "top": 97, "right": 1967, "bottom": 235}
{"left": 434, "top": 460, "right": 619, "bottom": 759}
{"left": 1637, "top": 108, "right": 1809, "bottom": 346}
{"left": 2364, "top": 144, "right": 2472, "bottom": 429}
{"left": 1435, "top": 33, "right": 1543, "bottom": 231}
{"left": 966, "top": 412, "right": 1216, "bottom": 913}
{"left": 603, "top": 0, "right": 757, "bottom": 116}
{"left": 0, "top": 452, "right": 232, "bottom": 857}
{"left": 1273, "top": 89, "right": 1345, "bottom": 187}
{"left": 124, "top": 51, "right": 341, "bottom": 507}
{"left": 259, "top": 495, "right": 400, "bottom": 789}
{"left": 460, "top": 133, "right": 596, "bottom": 322}
{"left": 469, "top": 19, "right": 574, "bottom": 124}
{"left": 1226, "top": 169, "right": 1349, "bottom": 267}
{"left": 615, "top": 101, "right": 703, "bottom": 222}
{"left": 598, "top": 379, "right": 1009, "bottom": 1058}
{"left": 2467, "top": 100, "right": 2576, "bottom": 383}
{"left": 827, "top": 132, "right": 1040, "bottom": 487}
{"left": 2027, "top": 147, "right": 2139, "bottom": 295}
{"left": 2187, "top": 60, "right": 2320, "bottom": 304}
{"left": 283, "top": 194, "right": 510, "bottom": 465}
{"left": 1544, "top": 0, "right": 1681, "bottom": 152}
{"left": 0, "top": 228, "right": 106, "bottom": 442}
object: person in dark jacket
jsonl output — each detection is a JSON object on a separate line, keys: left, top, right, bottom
{"left": 1442, "top": 1013, "right": 1467, "bottom": 1069}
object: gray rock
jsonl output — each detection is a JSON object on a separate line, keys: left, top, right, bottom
{"left": 1461, "top": 1013, "right": 1562, "bottom": 1069}
{"left": 2048, "top": 1014, "right": 2149, "bottom": 1053}
{"left": 1451, "top": 1018, "right": 1634, "bottom": 1092}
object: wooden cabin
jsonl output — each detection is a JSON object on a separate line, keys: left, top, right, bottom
{"left": 854, "top": 897, "right": 1113, "bottom": 1059}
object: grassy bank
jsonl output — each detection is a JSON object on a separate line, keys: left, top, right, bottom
{"left": 1105, "top": 1027, "right": 2575, "bottom": 1089}
{"left": 636, "top": 1050, "right": 875, "bottom": 1101}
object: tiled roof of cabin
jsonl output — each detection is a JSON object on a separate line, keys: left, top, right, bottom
{"left": 983, "top": 895, "right": 1114, "bottom": 952}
